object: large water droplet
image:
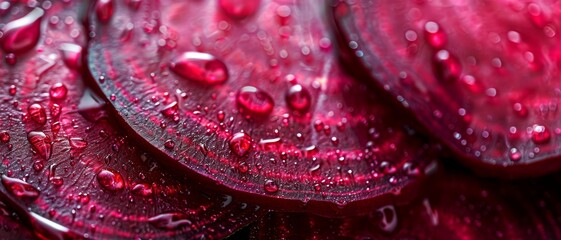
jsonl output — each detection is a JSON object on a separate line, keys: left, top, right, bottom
{"left": 27, "top": 131, "right": 52, "bottom": 160}
{"left": 286, "top": 84, "right": 311, "bottom": 112}
{"left": 229, "top": 132, "right": 252, "bottom": 156}
{"left": 49, "top": 83, "right": 68, "bottom": 100}
{"left": 236, "top": 86, "right": 274, "bottom": 116}
{"left": 1, "top": 175, "right": 40, "bottom": 200}
{"left": 169, "top": 52, "right": 228, "bottom": 85}
{"left": 219, "top": 0, "right": 260, "bottom": 19}
{"left": 148, "top": 213, "right": 192, "bottom": 230}
{"left": 96, "top": 0, "right": 114, "bottom": 24}
{"left": 96, "top": 169, "right": 125, "bottom": 191}
{"left": 28, "top": 103, "right": 47, "bottom": 125}
{"left": 0, "top": 8, "right": 44, "bottom": 53}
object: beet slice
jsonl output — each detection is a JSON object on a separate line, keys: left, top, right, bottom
{"left": 251, "top": 169, "right": 561, "bottom": 239}
{"left": 331, "top": 1, "right": 561, "bottom": 177}
{"left": 0, "top": 2, "right": 261, "bottom": 239}
{"left": 86, "top": 0, "right": 440, "bottom": 215}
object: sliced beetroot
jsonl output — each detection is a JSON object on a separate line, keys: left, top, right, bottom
{"left": 86, "top": 0, "right": 440, "bottom": 215}
{"left": 331, "top": 1, "right": 561, "bottom": 177}
{"left": 251, "top": 170, "right": 561, "bottom": 239}
{"left": 0, "top": 2, "right": 261, "bottom": 239}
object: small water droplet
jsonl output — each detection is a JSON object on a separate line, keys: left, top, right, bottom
{"left": 96, "top": 169, "right": 125, "bottom": 191}
{"left": 69, "top": 137, "right": 87, "bottom": 149}
{"left": 1, "top": 175, "right": 40, "bottom": 199}
{"left": 229, "top": 132, "right": 252, "bottom": 156}
{"left": 509, "top": 148, "right": 521, "bottom": 161}
{"left": 161, "top": 101, "right": 179, "bottom": 117}
{"left": 28, "top": 103, "right": 47, "bottom": 125}
{"left": 96, "top": 0, "right": 114, "bottom": 24}
{"left": 424, "top": 21, "right": 447, "bottom": 49}
{"left": 236, "top": 86, "right": 274, "bottom": 116}
{"left": 1, "top": 8, "right": 44, "bottom": 53}
{"left": 131, "top": 183, "right": 153, "bottom": 197}
{"left": 170, "top": 52, "right": 228, "bottom": 85}
{"left": 433, "top": 50, "right": 462, "bottom": 82}
{"left": 5, "top": 53, "right": 16, "bottom": 65}
{"left": 264, "top": 179, "right": 278, "bottom": 193}
{"left": 149, "top": 213, "right": 191, "bottom": 230}
{"left": 8, "top": 85, "right": 16, "bottom": 96}
{"left": 27, "top": 131, "right": 52, "bottom": 160}
{"left": 286, "top": 84, "right": 311, "bottom": 112}
{"left": 0, "top": 131, "right": 10, "bottom": 143}
{"left": 531, "top": 124, "right": 551, "bottom": 144}
{"left": 49, "top": 83, "right": 68, "bottom": 100}
{"left": 219, "top": 0, "right": 260, "bottom": 19}
{"left": 164, "top": 139, "right": 175, "bottom": 149}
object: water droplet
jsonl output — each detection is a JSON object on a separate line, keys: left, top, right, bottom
{"left": 8, "top": 85, "right": 16, "bottom": 95}
{"left": 149, "top": 213, "right": 191, "bottom": 230}
{"left": 219, "top": 0, "right": 260, "bottom": 19}
{"left": 69, "top": 137, "right": 87, "bottom": 149}
{"left": 1, "top": 175, "right": 40, "bottom": 199}
{"left": 50, "top": 104, "right": 61, "bottom": 119}
{"left": 96, "top": 0, "right": 114, "bottom": 24}
{"left": 264, "top": 179, "right": 278, "bottom": 193}
{"left": 5, "top": 53, "right": 16, "bottom": 65}
{"left": 375, "top": 205, "right": 398, "bottom": 233}
{"left": 509, "top": 148, "right": 521, "bottom": 161}
{"left": 28, "top": 103, "right": 47, "bottom": 125}
{"left": 513, "top": 103, "right": 528, "bottom": 118}
{"left": 433, "top": 50, "right": 462, "bottom": 82}
{"left": 27, "top": 131, "right": 52, "bottom": 160}
{"left": 229, "top": 132, "right": 252, "bottom": 156}
{"left": 531, "top": 124, "right": 551, "bottom": 144}
{"left": 59, "top": 43, "right": 82, "bottom": 70}
{"left": 96, "top": 169, "right": 125, "bottom": 191}
{"left": 0, "top": 131, "right": 10, "bottom": 143}
{"left": 49, "top": 83, "right": 68, "bottom": 100}
{"left": 424, "top": 21, "right": 447, "bottom": 49}
{"left": 286, "top": 84, "right": 311, "bottom": 112}
{"left": 236, "top": 86, "right": 274, "bottom": 116}
{"left": 164, "top": 139, "right": 175, "bottom": 149}
{"left": 1, "top": 8, "right": 44, "bottom": 53}
{"left": 131, "top": 183, "right": 153, "bottom": 197}
{"left": 169, "top": 52, "right": 228, "bottom": 85}
{"left": 161, "top": 101, "right": 179, "bottom": 117}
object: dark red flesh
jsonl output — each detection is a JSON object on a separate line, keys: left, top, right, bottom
{"left": 251, "top": 169, "right": 561, "bottom": 239}
{"left": 86, "top": 0, "right": 440, "bottom": 215}
{"left": 0, "top": 2, "right": 261, "bottom": 239}
{"left": 331, "top": 0, "right": 561, "bottom": 177}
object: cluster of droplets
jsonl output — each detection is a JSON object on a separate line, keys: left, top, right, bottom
{"left": 394, "top": 1, "right": 561, "bottom": 162}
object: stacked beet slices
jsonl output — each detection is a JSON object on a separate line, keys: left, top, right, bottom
{"left": 0, "top": 0, "right": 559, "bottom": 239}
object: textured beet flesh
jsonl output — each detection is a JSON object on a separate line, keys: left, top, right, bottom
{"left": 87, "top": 0, "right": 439, "bottom": 214}
{"left": 251, "top": 168, "right": 561, "bottom": 239}
{"left": 332, "top": 0, "right": 561, "bottom": 176}
{"left": 0, "top": 1, "right": 261, "bottom": 239}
